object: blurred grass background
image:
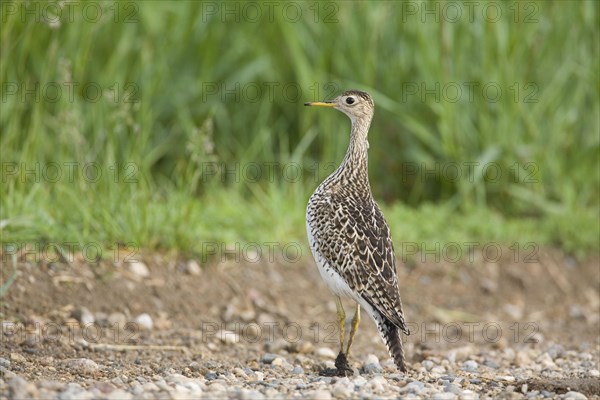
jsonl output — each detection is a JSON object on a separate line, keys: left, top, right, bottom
{"left": 1, "top": 1, "right": 599, "bottom": 259}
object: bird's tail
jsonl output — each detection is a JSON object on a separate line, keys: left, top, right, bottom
{"left": 378, "top": 318, "right": 407, "bottom": 372}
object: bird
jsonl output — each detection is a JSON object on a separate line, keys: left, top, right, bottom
{"left": 305, "top": 89, "right": 410, "bottom": 376}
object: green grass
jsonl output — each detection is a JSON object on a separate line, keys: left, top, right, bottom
{"left": 1, "top": 1, "right": 599, "bottom": 260}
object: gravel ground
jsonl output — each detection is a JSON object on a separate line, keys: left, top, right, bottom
{"left": 1, "top": 248, "right": 599, "bottom": 399}
{"left": 2, "top": 344, "right": 599, "bottom": 399}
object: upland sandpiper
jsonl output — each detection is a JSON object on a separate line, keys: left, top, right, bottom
{"left": 305, "top": 90, "right": 410, "bottom": 376}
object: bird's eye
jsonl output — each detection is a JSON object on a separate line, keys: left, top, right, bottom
{"left": 345, "top": 97, "right": 355, "bottom": 105}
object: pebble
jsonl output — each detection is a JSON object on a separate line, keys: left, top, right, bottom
{"left": 315, "top": 347, "right": 336, "bottom": 359}
{"left": 134, "top": 313, "right": 154, "bottom": 331}
{"left": 58, "top": 383, "right": 95, "bottom": 400}
{"left": 105, "top": 389, "right": 133, "bottom": 400}
{"left": 270, "top": 357, "right": 285, "bottom": 367}
{"left": 71, "top": 307, "right": 95, "bottom": 326}
{"left": 445, "top": 383, "right": 462, "bottom": 395}
{"left": 462, "top": 360, "right": 478, "bottom": 372}
{"left": 368, "top": 375, "right": 388, "bottom": 393}
{"left": 11, "top": 352, "right": 27, "bottom": 363}
{"left": 422, "top": 359, "right": 435, "bottom": 371}
{"left": 363, "top": 354, "right": 382, "bottom": 373}
{"left": 432, "top": 393, "right": 458, "bottom": 400}
{"left": 402, "top": 381, "right": 425, "bottom": 394}
{"left": 260, "top": 353, "right": 279, "bottom": 364}
{"left": 0, "top": 357, "right": 11, "bottom": 367}
{"left": 217, "top": 330, "right": 240, "bottom": 344}
{"left": 185, "top": 260, "right": 202, "bottom": 275}
{"left": 536, "top": 352, "right": 556, "bottom": 369}
{"left": 107, "top": 312, "right": 127, "bottom": 327}
{"left": 564, "top": 392, "right": 587, "bottom": 400}
{"left": 128, "top": 261, "right": 150, "bottom": 279}
{"left": 8, "top": 376, "right": 38, "bottom": 399}
{"left": 332, "top": 377, "right": 352, "bottom": 399}
{"left": 291, "top": 366, "right": 304, "bottom": 375}
{"left": 309, "top": 389, "right": 332, "bottom": 400}
{"left": 67, "top": 358, "right": 99, "bottom": 376}
{"left": 460, "top": 390, "right": 479, "bottom": 399}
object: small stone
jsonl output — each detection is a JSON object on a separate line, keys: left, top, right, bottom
{"left": 128, "top": 261, "right": 150, "bottom": 279}
{"left": 295, "top": 341, "right": 314, "bottom": 354}
{"left": 208, "top": 382, "right": 227, "bottom": 392}
{"left": 10, "top": 353, "right": 26, "bottom": 363}
{"left": 315, "top": 347, "right": 336, "bottom": 359}
{"left": 71, "top": 307, "right": 95, "bottom": 326}
{"left": 40, "top": 356, "right": 54, "bottom": 366}
{"left": 497, "top": 376, "right": 515, "bottom": 382}
{"left": 134, "top": 313, "right": 154, "bottom": 331}
{"left": 271, "top": 357, "right": 285, "bottom": 367}
{"left": 105, "top": 390, "right": 133, "bottom": 400}
{"left": 240, "top": 389, "right": 265, "bottom": 400}
{"left": 217, "top": 330, "right": 240, "bottom": 344}
{"left": 536, "top": 352, "right": 556, "bottom": 369}
{"left": 8, "top": 376, "right": 37, "bottom": 399}
{"left": 189, "top": 361, "right": 200, "bottom": 371}
{"left": 291, "top": 366, "right": 304, "bottom": 375}
{"left": 432, "top": 393, "right": 457, "bottom": 400}
{"left": 545, "top": 344, "right": 564, "bottom": 359}
{"left": 205, "top": 372, "right": 217, "bottom": 380}
{"left": 260, "top": 353, "right": 278, "bottom": 364}
{"left": 431, "top": 366, "right": 446, "bottom": 375}
{"left": 353, "top": 376, "right": 367, "bottom": 387}
{"left": 0, "top": 357, "right": 11, "bottom": 367}
{"left": 403, "top": 381, "right": 425, "bottom": 393}
{"left": 67, "top": 358, "right": 99, "bottom": 376}
{"left": 142, "top": 382, "right": 160, "bottom": 392}
{"left": 332, "top": 378, "right": 352, "bottom": 399}
{"left": 309, "top": 389, "right": 332, "bottom": 400}
{"left": 363, "top": 354, "right": 383, "bottom": 373}
{"left": 445, "top": 383, "right": 462, "bottom": 395}
{"left": 368, "top": 375, "right": 388, "bottom": 393}
{"left": 94, "top": 312, "right": 109, "bottom": 326}
{"left": 514, "top": 351, "right": 532, "bottom": 367}
{"left": 58, "top": 384, "right": 95, "bottom": 400}
{"left": 422, "top": 360, "right": 435, "bottom": 371}
{"left": 587, "top": 369, "right": 600, "bottom": 378}
{"left": 129, "top": 261, "right": 150, "bottom": 280}
{"left": 264, "top": 339, "right": 288, "bottom": 353}
{"left": 446, "top": 346, "right": 474, "bottom": 363}
{"left": 462, "top": 360, "right": 478, "bottom": 372}
{"left": 564, "top": 392, "right": 587, "bottom": 400}
{"left": 185, "top": 260, "right": 202, "bottom": 275}
{"left": 107, "top": 312, "right": 127, "bottom": 327}
{"left": 460, "top": 390, "right": 479, "bottom": 399}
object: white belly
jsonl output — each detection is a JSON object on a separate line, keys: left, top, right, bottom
{"left": 306, "top": 219, "right": 355, "bottom": 299}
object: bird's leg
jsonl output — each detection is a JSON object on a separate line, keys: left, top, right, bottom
{"left": 320, "top": 297, "right": 353, "bottom": 377}
{"left": 345, "top": 303, "right": 361, "bottom": 357}
{"left": 333, "top": 297, "right": 353, "bottom": 376}
{"left": 335, "top": 296, "right": 346, "bottom": 355}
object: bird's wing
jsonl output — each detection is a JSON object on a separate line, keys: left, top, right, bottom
{"left": 318, "top": 194, "right": 409, "bottom": 335}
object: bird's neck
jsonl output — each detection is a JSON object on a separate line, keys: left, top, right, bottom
{"left": 334, "top": 116, "right": 372, "bottom": 190}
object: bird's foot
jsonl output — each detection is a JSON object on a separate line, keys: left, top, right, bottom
{"left": 319, "top": 352, "right": 354, "bottom": 377}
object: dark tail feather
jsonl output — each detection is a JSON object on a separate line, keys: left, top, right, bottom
{"left": 379, "top": 319, "right": 407, "bottom": 372}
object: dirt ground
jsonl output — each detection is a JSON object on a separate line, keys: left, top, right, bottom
{"left": 1, "top": 245, "right": 599, "bottom": 397}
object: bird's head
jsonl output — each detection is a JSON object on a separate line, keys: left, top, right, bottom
{"left": 305, "top": 89, "right": 374, "bottom": 123}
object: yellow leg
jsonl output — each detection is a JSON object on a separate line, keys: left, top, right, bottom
{"left": 345, "top": 303, "right": 361, "bottom": 356}
{"left": 335, "top": 296, "right": 346, "bottom": 354}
